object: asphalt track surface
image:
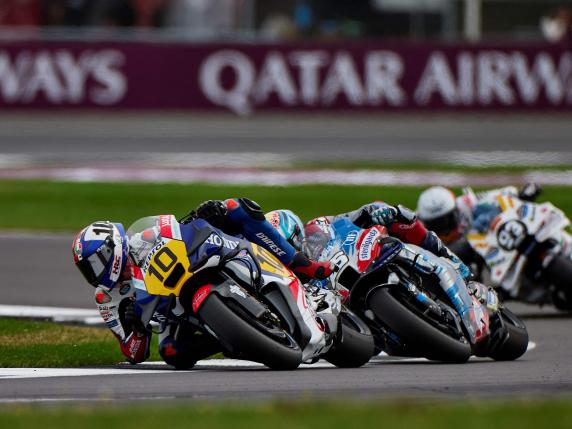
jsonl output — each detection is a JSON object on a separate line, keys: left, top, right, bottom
{"left": 1, "top": 114, "right": 572, "bottom": 164}
{"left": 1, "top": 114, "right": 572, "bottom": 402}
{"left": 1, "top": 234, "right": 572, "bottom": 403}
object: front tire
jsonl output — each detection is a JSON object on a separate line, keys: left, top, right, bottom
{"left": 324, "top": 310, "right": 375, "bottom": 368}
{"left": 198, "top": 294, "right": 302, "bottom": 370}
{"left": 488, "top": 307, "right": 529, "bottom": 361}
{"left": 366, "top": 287, "right": 471, "bottom": 363}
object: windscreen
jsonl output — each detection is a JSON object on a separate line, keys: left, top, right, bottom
{"left": 126, "top": 216, "right": 163, "bottom": 267}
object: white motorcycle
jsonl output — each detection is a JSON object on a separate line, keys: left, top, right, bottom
{"left": 459, "top": 190, "right": 572, "bottom": 311}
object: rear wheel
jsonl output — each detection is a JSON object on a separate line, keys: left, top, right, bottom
{"left": 324, "top": 310, "right": 375, "bottom": 368}
{"left": 488, "top": 307, "right": 529, "bottom": 361}
{"left": 198, "top": 294, "right": 302, "bottom": 370}
{"left": 367, "top": 287, "right": 471, "bottom": 363}
{"left": 545, "top": 255, "right": 572, "bottom": 311}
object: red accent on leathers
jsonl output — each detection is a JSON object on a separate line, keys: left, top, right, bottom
{"left": 388, "top": 219, "right": 428, "bottom": 246}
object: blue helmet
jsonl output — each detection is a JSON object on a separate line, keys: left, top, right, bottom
{"left": 265, "top": 209, "right": 305, "bottom": 251}
{"left": 73, "top": 221, "right": 128, "bottom": 289}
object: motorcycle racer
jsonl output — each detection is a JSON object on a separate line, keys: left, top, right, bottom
{"left": 73, "top": 199, "right": 334, "bottom": 368}
{"left": 73, "top": 220, "right": 221, "bottom": 368}
{"left": 322, "top": 201, "right": 472, "bottom": 281}
{"left": 180, "top": 198, "right": 334, "bottom": 282}
{"left": 416, "top": 184, "right": 542, "bottom": 245}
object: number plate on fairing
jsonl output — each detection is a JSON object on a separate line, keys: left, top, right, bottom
{"left": 144, "top": 239, "right": 193, "bottom": 297}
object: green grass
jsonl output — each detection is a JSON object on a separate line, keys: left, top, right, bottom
{"left": 1, "top": 400, "right": 572, "bottom": 428}
{"left": 2, "top": 180, "right": 572, "bottom": 233}
{"left": 0, "top": 318, "right": 160, "bottom": 367}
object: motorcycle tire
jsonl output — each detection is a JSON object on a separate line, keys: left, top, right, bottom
{"left": 198, "top": 294, "right": 302, "bottom": 370}
{"left": 489, "top": 307, "right": 529, "bottom": 361}
{"left": 367, "top": 287, "right": 472, "bottom": 363}
{"left": 545, "top": 255, "right": 572, "bottom": 311}
{"left": 324, "top": 310, "right": 375, "bottom": 368}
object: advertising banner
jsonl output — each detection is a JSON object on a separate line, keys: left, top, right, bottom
{"left": 0, "top": 40, "right": 571, "bottom": 113}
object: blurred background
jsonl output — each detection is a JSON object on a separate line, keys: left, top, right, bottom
{"left": 0, "top": 0, "right": 571, "bottom": 173}
{"left": 0, "top": 0, "right": 571, "bottom": 42}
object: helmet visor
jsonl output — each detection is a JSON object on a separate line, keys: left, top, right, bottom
{"left": 423, "top": 211, "right": 459, "bottom": 236}
{"left": 76, "top": 236, "right": 115, "bottom": 287}
{"left": 288, "top": 224, "right": 304, "bottom": 252}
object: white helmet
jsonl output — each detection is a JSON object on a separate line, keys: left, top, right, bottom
{"left": 417, "top": 186, "right": 459, "bottom": 237}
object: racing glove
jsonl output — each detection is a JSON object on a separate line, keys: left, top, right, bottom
{"left": 518, "top": 183, "right": 542, "bottom": 201}
{"left": 367, "top": 204, "right": 417, "bottom": 226}
{"left": 194, "top": 200, "right": 228, "bottom": 229}
{"left": 288, "top": 251, "right": 335, "bottom": 282}
{"left": 368, "top": 205, "right": 399, "bottom": 225}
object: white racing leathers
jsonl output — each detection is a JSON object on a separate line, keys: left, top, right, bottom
{"left": 93, "top": 280, "right": 151, "bottom": 363}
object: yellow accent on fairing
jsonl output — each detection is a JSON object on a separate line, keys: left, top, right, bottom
{"left": 251, "top": 243, "right": 293, "bottom": 279}
{"left": 497, "top": 195, "right": 508, "bottom": 212}
{"left": 144, "top": 239, "right": 193, "bottom": 297}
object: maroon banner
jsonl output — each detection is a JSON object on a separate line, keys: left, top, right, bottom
{"left": 0, "top": 40, "right": 571, "bottom": 113}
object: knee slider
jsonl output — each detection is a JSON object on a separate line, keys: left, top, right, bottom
{"left": 238, "top": 198, "right": 265, "bottom": 221}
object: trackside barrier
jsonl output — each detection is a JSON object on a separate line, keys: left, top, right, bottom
{"left": 0, "top": 41, "right": 571, "bottom": 114}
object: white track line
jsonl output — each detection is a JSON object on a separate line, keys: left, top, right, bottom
{"left": 3, "top": 167, "right": 571, "bottom": 186}
{"left": 0, "top": 344, "right": 537, "bottom": 380}
{"left": 0, "top": 305, "right": 101, "bottom": 325}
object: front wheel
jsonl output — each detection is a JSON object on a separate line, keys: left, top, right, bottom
{"left": 324, "top": 310, "right": 375, "bottom": 368}
{"left": 488, "top": 307, "right": 529, "bottom": 361}
{"left": 198, "top": 294, "right": 302, "bottom": 370}
{"left": 366, "top": 287, "right": 471, "bottom": 363}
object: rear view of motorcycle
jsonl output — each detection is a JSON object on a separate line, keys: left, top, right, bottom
{"left": 462, "top": 191, "right": 572, "bottom": 311}
{"left": 304, "top": 217, "right": 529, "bottom": 363}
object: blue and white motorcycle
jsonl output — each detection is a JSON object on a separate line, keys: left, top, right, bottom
{"left": 304, "top": 215, "right": 529, "bottom": 363}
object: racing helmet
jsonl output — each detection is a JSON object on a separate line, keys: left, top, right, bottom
{"left": 417, "top": 186, "right": 460, "bottom": 237}
{"left": 72, "top": 221, "right": 128, "bottom": 289}
{"left": 265, "top": 209, "right": 305, "bottom": 251}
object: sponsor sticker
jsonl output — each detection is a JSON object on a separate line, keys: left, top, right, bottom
{"left": 106, "top": 320, "right": 119, "bottom": 329}
{"left": 111, "top": 254, "right": 122, "bottom": 276}
{"left": 142, "top": 241, "right": 165, "bottom": 272}
{"left": 358, "top": 229, "right": 380, "bottom": 262}
{"left": 229, "top": 284, "right": 246, "bottom": 298}
{"left": 206, "top": 233, "right": 240, "bottom": 250}
{"left": 73, "top": 237, "right": 83, "bottom": 261}
{"left": 343, "top": 231, "right": 358, "bottom": 247}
